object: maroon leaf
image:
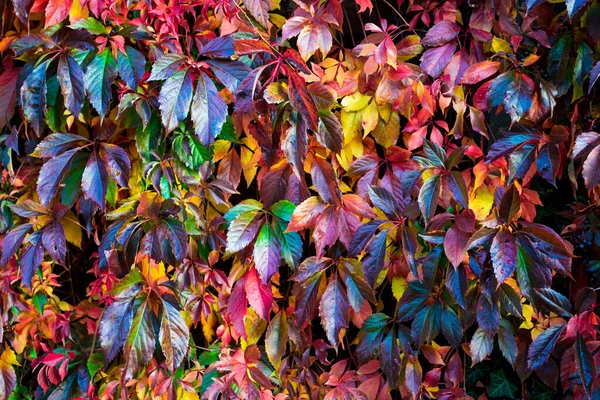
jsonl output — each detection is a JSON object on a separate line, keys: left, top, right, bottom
{"left": 288, "top": 72, "right": 319, "bottom": 131}
{"left": 245, "top": 267, "right": 273, "bottom": 320}
{"left": 444, "top": 224, "right": 469, "bottom": 268}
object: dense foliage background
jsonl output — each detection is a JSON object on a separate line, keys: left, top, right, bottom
{"left": 2, "top": 0, "right": 600, "bottom": 398}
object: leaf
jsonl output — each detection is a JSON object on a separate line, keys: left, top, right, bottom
{"left": 148, "top": 53, "right": 187, "bottom": 81}
{"left": 0, "top": 223, "right": 32, "bottom": 266}
{"left": 57, "top": 55, "right": 85, "bottom": 116}
{"left": 191, "top": 71, "right": 227, "bottom": 147}
{"left": 19, "top": 231, "right": 44, "bottom": 288}
{"left": 99, "top": 296, "right": 136, "bottom": 362}
{"left": 160, "top": 217, "right": 188, "bottom": 262}
{"left": 294, "top": 270, "right": 324, "bottom": 327}
{"left": 310, "top": 156, "right": 342, "bottom": 206}
{"left": 245, "top": 267, "right": 273, "bottom": 320}
{"left": 317, "top": 110, "right": 343, "bottom": 153}
{"left": 265, "top": 312, "right": 288, "bottom": 369}
{"left": 21, "top": 60, "right": 49, "bottom": 136}
{"left": 0, "top": 348, "right": 16, "bottom": 400}
{"left": 446, "top": 171, "right": 469, "bottom": 209}
{"left": 85, "top": 49, "right": 118, "bottom": 118}
{"left": 361, "top": 229, "right": 389, "bottom": 287}
{"left": 122, "top": 296, "right": 156, "bottom": 381}
{"left": 535, "top": 288, "right": 573, "bottom": 317}
{"left": 118, "top": 46, "right": 145, "bottom": 89}
{"left": 380, "top": 330, "right": 401, "bottom": 385}
{"left": 0, "top": 69, "right": 19, "bottom": 130}
{"left": 588, "top": 61, "right": 600, "bottom": 94}
{"left": 205, "top": 60, "right": 250, "bottom": 93}
{"left": 421, "top": 20, "right": 461, "bottom": 46}
{"left": 411, "top": 303, "right": 441, "bottom": 345}
{"left": 527, "top": 324, "right": 566, "bottom": 370}
{"left": 476, "top": 294, "right": 500, "bottom": 335}
{"left": 70, "top": 17, "right": 106, "bottom": 34}
{"left": 368, "top": 186, "right": 401, "bottom": 219}
{"left": 488, "top": 369, "right": 518, "bottom": 398}
{"left": 243, "top": 0, "right": 269, "bottom": 27}
{"left": 45, "top": 0, "right": 73, "bottom": 26}
{"left": 574, "top": 332, "right": 595, "bottom": 398}
{"left": 226, "top": 211, "right": 262, "bottom": 252}
{"left": 348, "top": 219, "right": 386, "bottom": 257}
{"left": 582, "top": 144, "right": 600, "bottom": 190}
{"left": 319, "top": 276, "right": 350, "bottom": 347}
{"left": 420, "top": 40, "right": 456, "bottom": 78}
{"left": 566, "top": 0, "right": 590, "bottom": 18}
{"left": 159, "top": 68, "right": 193, "bottom": 134}
{"left": 504, "top": 73, "right": 533, "bottom": 123}
{"left": 37, "top": 148, "right": 80, "bottom": 206}
{"left": 356, "top": 313, "right": 388, "bottom": 364}
{"left": 100, "top": 144, "right": 131, "bottom": 187}
{"left": 228, "top": 275, "right": 248, "bottom": 338}
{"left": 491, "top": 228, "right": 518, "bottom": 285}
{"left": 32, "top": 133, "right": 86, "bottom": 158}
{"left": 470, "top": 327, "right": 493, "bottom": 365}
{"left": 160, "top": 298, "right": 189, "bottom": 372}
{"left": 288, "top": 72, "right": 319, "bottom": 131}
{"left": 42, "top": 220, "right": 66, "bottom": 265}
{"left": 498, "top": 319, "right": 518, "bottom": 366}
{"left": 418, "top": 174, "right": 441, "bottom": 221}
{"left": 441, "top": 307, "right": 463, "bottom": 347}
{"left": 459, "top": 61, "right": 500, "bottom": 84}
{"left": 498, "top": 184, "right": 521, "bottom": 223}
{"left": 443, "top": 224, "right": 469, "bottom": 269}
{"left": 253, "top": 223, "right": 282, "bottom": 283}
{"left": 82, "top": 150, "right": 108, "bottom": 211}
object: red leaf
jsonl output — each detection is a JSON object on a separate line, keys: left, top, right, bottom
{"left": 443, "top": 224, "right": 470, "bottom": 268}
{"left": 459, "top": 60, "right": 500, "bottom": 84}
{"left": 245, "top": 267, "right": 273, "bottom": 320}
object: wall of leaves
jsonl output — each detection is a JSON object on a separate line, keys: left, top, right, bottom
{"left": 0, "top": 0, "right": 600, "bottom": 398}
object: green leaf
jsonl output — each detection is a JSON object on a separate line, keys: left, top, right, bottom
{"left": 87, "top": 352, "right": 104, "bottom": 379}
{"left": 122, "top": 295, "right": 156, "bottom": 381}
{"left": 70, "top": 17, "right": 106, "bottom": 34}
{"left": 85, "top": 49, "right": 117, "bottom": 117}
{"left": 265, "top": 311, "right": 288, "bottom": 369}
{"left": 488, "top": 369, "right": 518, "bottom": 398}
{"left": 253, "top": 222, "right": 281, "bottom": 283}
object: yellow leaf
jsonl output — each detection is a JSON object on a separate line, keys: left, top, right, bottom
{"left": 371, "top": 111, "right": 400, "bottom": 148}
{"left": 178, "top": 387, "right": 200, "bottom": 400}
{"left": 69, "top": 0, "right": 88, "bottom": 22}
{"left": 62, "top": 210, "right": 82, "bottom": 248}
{"left": 212, "top": 140, "right": 231, "bottom": 162}
{"left": 269, "top": 14, "right": 286, "bottom": 28}
{"left": 240, "top": 137, "right": 259, "bottom": 186}
{"left": 492, "top": 37, "right": 512, "bottom": 54}
{"left": 519, "top": 304, "right": 535, "bottom": 330}
{"left": 245, "top": 308, "right": 267, "bottom": 344}
{"left": 341, "top": 92, "right": 371, "bottom": 111}
{"left": 469, "top": 186, "right": 493, "bottom": 221}
{"left": 201, "top": 311, "right": 217, "bottom": 343}
{"left": 362, "top": 100, "right": 379, "bottom": 135}
{"left": 0, "top": 346, "right": 19, "bottom": 366}
{"left": 391, "top": 276, "right": 407, "bottom": 301}
{"left": 341, "top": 110, "right": 363, "bottom": 143}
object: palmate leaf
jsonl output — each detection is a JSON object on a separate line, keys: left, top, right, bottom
{"left": 85, "top": 49, "right": 118, "bottom": 118}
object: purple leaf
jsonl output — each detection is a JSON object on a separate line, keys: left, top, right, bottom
{"left": 82, "top": 150, "right": 108, "bottom": 210}
{"left": 191, "top": 71, "right": 227, "bottom": 147}
{"left": 99, "top": 296, "right": 136, "bottom": 362}
{"left": 319, "top": 275, "right": 350, "bottom": 347}
{"left": 420, "top": 40, "right": 456, "bottom": 78}
{"left": 527, "top": 324, "right": 566, "bottom": 370}
{"left": 37, "top": 148, "right": 80, "bottom": 206}
{"left": 21, "top": 60, "right": 48, "bottom": 136}
{"left": 491, "top": 228, "right": 518, "bottom": 285}
{"left": 253, "top": 223, "right": 282, "bottom": 284}
{"left": 421, "top": 20, "right": 461, "bottom": 47}
{"left": 100, "top": 143, "right": 131, "bottom": 187}
{"left": 32, "top": 133, "right": 86, "bottom": 158}
{"left": 0, "top": 223, "right": 33, "bottom": 266}
{"left": 57, "top": 54, "right": 85, "bottom": 115}
{"left": 42, "top": 220, "right": 66, "bottom": 265}
{"left": 159, "top": 68, "right": 193, "bottom": 133}
{"left": 159, "top": 298, "right": 189, "bottom": 372}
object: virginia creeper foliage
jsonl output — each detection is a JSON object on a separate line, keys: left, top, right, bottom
{"left": 1, "top": 0, "right": 600, "bottom": 398}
